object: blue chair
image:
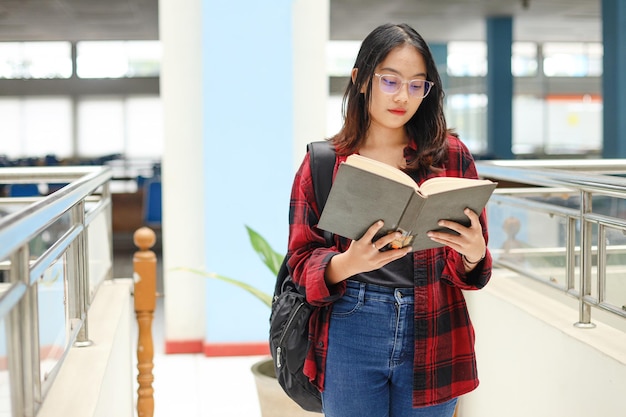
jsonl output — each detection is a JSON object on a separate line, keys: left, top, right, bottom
{"left": 47, "top": 183, "right": 68, "bottom": 194}
{"left": 136, "top": 175, "right": 148, "bottom": 189}
{"left": 8, "top": 183, "right": 40, "bottom": 197}
{"left": 143, "top": 179, "right": 162, "bottom": 226}
{"left": 44, "top": 154, "right": 60, "bottom": 166}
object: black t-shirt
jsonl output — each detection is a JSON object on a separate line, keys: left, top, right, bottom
{"left": 352, "top": 253, "right": 413, "bottom": 288}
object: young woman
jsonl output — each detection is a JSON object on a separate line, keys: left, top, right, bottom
{"left": 287, "top": 23, "right": 492, "bottom": 417}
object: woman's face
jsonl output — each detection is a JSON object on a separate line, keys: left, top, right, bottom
{"left": 367, "top": 44, "right": 428, "bottom": 132}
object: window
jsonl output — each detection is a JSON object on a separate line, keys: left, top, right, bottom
{"left": 0, "top": 42, "right": 72, "bottom": 79}
{"left": 0, "top": 41, "right": 163, "bottom": 162}
{"left": 447, "top": 42, "right": 487, "bottom": 77}
{"left": 544, "top": 95, "right": 602, "bottom": 153}
{"left": 0, "top": 97, "right": 72, "bottom": 157}
{"left": 125, "top": 97, "right": 164, "bottom": 158}
{"left": 0, "top": 95, "right": 162, "bottom": 160}
{"left": 512, "top": 42, "right": 538, "bottom": 77}
{"left": 326, "top": 41, "right": 360, "bottom": 77}
{"left": 445, "top": 94, "right": 488, "bottom": 153}
{"left": 448, "top": 41, "right": 538, "bottom": 77}
{"left": 513, "top": 95, "right": 545, "bottom": 154}
{"left": 543, "top": 42, "right": 602, "bottom": 77}
{"left": 76, "top": 41, "right": 161, "bottom": 78}
{"left": 76, "top": 96, "right": 163, "bottom": 158}
{"left": 0, "top": 98, "right": 21, "bottom": 156}
{"left": 77, "top": 97, "right": 125, "bottom": 156}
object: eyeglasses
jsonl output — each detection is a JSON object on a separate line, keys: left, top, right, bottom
{"left": 374, "top": 73, "right": 434, "bottom": 98}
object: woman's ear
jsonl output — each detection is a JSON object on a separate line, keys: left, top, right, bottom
{"left": 352, "top": 68, "right": 367, "bottom": 94}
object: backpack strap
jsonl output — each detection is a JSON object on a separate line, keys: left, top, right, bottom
{"left": 274, "top": 141, "right": 336, "bottom": 297}
{"left": 307, "top": 141, "right": 335, "bottom": 246}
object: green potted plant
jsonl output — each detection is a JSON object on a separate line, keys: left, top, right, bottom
{"left": 182, "top": 226, "right": 277, "bottom": 308}
{"left": 181, "top": 226, "right": 321, "bottom": 417}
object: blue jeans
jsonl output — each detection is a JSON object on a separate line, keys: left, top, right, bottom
{"left": 321, "top": 281, "right": 458, "bottom": 417}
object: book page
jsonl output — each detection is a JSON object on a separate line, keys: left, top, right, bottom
{"left": 419, "top": 176, "right": 494, "bottom": 196}
{"left": 345, "top": 154, "right": 417, "bottom": 190}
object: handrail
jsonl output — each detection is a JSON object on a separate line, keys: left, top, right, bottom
{"left": 0, "top": 166, "right": 113, "bottom": 417}
{"left": 477, "top": 159, "right": 626, "bottom": 328}
{"left": 0, "top": 166, "right": 111, "bottom": 261}
{"left": 478, "top": 159, "right": 626, "bottom": 197}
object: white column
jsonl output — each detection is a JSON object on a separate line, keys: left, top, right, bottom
{"left": 158, "top": 0, "right": 206, "bottom": 350}
{"left": 292, "top": 0, "right": 330, "bottom": 170}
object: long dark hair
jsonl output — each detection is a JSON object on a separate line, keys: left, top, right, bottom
{"left": 331, "top": 23, "right": 450, "bottom": 171}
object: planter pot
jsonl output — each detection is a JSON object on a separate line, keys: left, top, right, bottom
{"left": 251, "top": 357, "right": 323, "bottom": 417}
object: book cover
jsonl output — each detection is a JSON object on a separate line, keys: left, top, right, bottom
{"left": 317, "top": 154, "right": 497, "bottom": 251}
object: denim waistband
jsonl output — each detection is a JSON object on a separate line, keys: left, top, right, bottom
{"left": 345, "top": 280, "right": 414, "bottom": 303}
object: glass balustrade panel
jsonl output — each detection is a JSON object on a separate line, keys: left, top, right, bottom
{"left": 604, "top": 224, "right": 626, "bottom": 313}
{"left": 487, "top": 201, "right": 569, "bottom": 289}
{"left": 38, "top": 259, "right": 67, "bottom": 393}
{"left": 87, "top": 209, "right": 112, "bottom": 301}
{"left": 0, "top": 313, "right": 12, "bottom": 416}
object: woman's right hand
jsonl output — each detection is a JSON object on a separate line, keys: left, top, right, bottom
{"left": 324, "top": 220, "right": 412, "bottom": 285}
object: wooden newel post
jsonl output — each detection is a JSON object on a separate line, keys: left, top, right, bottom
{"left": 133, "top": 227, "right": 157, "bottom": 417}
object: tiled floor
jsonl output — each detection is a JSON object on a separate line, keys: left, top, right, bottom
{"left": 151, "top": 352, "right": 264, "bottom": 417}
{"left": 147, "top": 298, "right": 263, "bottom": 417}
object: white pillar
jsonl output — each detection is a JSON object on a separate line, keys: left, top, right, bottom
{"left": 159, "top": 0, "right": 206, "bottom": 351}
{"left": 292, "top": 0, "right": 330, "bottom": 170}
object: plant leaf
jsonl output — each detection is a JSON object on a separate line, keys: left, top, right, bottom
{"left": 178, "top": 267, "right": 272, "bottom": 308}
{"left": 171, "top": 225, "right": 286, "bottom": 310}
{"left": 245, "top": 225, "right": 285, "bottom": 275}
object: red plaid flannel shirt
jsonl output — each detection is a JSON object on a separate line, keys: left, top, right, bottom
{"left": 287, "top": 135, "right": 492, "bottom": 407}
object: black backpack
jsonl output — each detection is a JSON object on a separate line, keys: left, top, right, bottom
{"left": 269, "top": 141, "right": 335, "bottom": 413}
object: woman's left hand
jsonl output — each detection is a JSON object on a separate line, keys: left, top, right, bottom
{"left": 427, "top": 208, "right": 486, "bottom": 264}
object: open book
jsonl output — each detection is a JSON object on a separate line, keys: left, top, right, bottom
{"left": 317, "top": 154, "right": 497, "bottom": 251}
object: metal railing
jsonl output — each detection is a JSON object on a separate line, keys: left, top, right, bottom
{"left": 0, "top": 166, "right": 113, "bottom": 416}
{"left": 476, "top": 159, "right": 626, "bottom": 328}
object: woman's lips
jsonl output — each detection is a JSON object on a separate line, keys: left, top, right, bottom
{"left": 389, "top": 108, "right": 407, "bottom": 116}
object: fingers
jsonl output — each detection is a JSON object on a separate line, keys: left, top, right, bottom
{"left": 376, "top": 230, "right": 408, "bottom": 251}
{"left": 427, "top": 208, "right": 485, "bottom": 260}
{"left": 464, "top": 208, "right": 481, "bottom": 227}
{"left": 362, "top": 220, "right": 385, "bottom": 243}
{"left": 362, "top": 221, "right": 411, "bottom": 252}
{"left": 351, "top": 220, "right": 412, "bottom": 266}
{"left": 435, "top": 208, "right": 479, "bottom": 234}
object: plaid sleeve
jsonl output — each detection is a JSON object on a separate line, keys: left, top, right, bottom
{"left": 439, "top": 135, "right": 493, "bottom": 290}
{"left": 287, "top": 152, "right": 346, "bottom": 305}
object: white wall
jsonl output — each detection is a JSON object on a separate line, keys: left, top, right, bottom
{"left": 460, "top": 269, "right": 626, "bottom": 417}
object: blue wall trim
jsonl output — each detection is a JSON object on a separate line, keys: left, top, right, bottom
{"left": 601, "top": 0, "right": 626, "bottom": 158}
{"left": 486, "top": 16, "right": 514, "bottom": 159}
{"left": 429, "top": 43, "right": 448, "bottom": 91}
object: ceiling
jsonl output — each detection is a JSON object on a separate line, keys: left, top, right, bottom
{"left": 0, "top": 0, "right": 159, "bottom": 42}
{"left": 331, "top": 0, "right": 601, "bottom": 43}
{"left": 0, "top": 0, "right": 601, "bottom": 43}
